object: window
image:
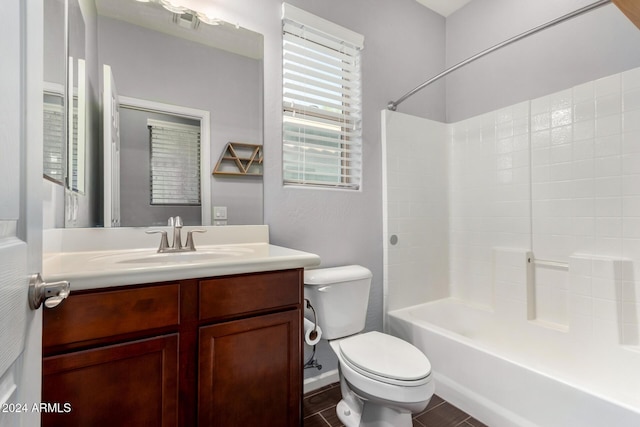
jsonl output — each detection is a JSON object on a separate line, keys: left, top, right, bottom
{"left": 282, "top": 4, "right": 364, "bottom": 189}
{"left": 43, "top": 93, "right": 65, "bottom": 183}
{"left": 148, "top": 119, "right": 201, "bottom": 205}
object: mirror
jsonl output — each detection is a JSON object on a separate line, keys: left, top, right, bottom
{"left": 67, "top": 0, "right": 87, "bottom": 194}
{"left": 43, "top": 0, "right": 88, "bottom": 193}
{"left": 43, "top": 0, "right": 92, "bottom": 229}
{"left": 66, "top": 0, "right": 264, "bottom": 228}
{"left": 43, "top": 0, "right": 66, "bottom": 185}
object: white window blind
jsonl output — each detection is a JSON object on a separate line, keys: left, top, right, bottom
{"left": 282, "top": 3, "right": 364, "bottom": 189}
{"left": 43, "top": 99, "right": 65, "bottom": 183}
{"left": 70, "top": 98, "right": 79, "bottom": 190}
{"left": 148, "top": 119, "right": 201, "bottom": 205}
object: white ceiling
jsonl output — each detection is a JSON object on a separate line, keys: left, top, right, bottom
{"left": 95, "top": 0, "right": 263, "bottom": 59}
{"left": 415, "top": 0, "right": 473, "bottom": 17}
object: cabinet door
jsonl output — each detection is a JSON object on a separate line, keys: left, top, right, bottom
{"left": 198, "top": 310, "right": 301, "bottom": 426}
{"left": 42, "top": 334, "right": 178, "bottom": 427}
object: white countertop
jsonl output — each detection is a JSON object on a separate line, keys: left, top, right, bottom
{"left": 43, "top": 226, "right": 321, "bottom": 291}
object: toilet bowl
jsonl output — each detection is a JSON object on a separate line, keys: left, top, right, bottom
{"left": 330, "top": 332, "right": 434, "bottom": 426}
{"left": 304, "top": 266, "right": 434, "bottom": 427}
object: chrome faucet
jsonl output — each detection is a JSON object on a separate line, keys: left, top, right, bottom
{"left": 169, "top": 216, "right": 183, "bottom": 250}
{"left": 146, "top": 216, "right": 206, "bottom": 253}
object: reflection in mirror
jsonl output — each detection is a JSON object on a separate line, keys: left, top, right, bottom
{"left": 75, "top": 0, "right": 264, "bottom": 228}
{"left": 43, "top": 91, "right": 65, "bottom": 184}
{"left": 120, "top": 106, "right": 203, "bottom": 226}
{"left": 68, "top": 0, "right": 87, "bottom": 193}
{"left": 103, "top": 63, "right": 121, "bottom": 227}
{"left": 43, "top": 0, "right": 66, "bottom": 185}
{"left": 68, "top": 57, "right": 87, "bottom": 193}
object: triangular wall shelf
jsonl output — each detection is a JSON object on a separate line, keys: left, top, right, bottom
{"left": 213, "top": 142, "right": 263, "bottom": 176}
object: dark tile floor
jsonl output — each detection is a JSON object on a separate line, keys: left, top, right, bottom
{"left": 303, "top": 383, "right": 488, "bottom": 427}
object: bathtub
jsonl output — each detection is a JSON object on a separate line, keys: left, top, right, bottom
{"left": 388, "top": 297, "right": 640, "bottom": 427}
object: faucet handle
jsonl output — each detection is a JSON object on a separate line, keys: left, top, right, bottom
{"left": 174, "top": 216, "right": 183, "bottom": 227}
{"left": 167, "top": 217, "right": 175, "bottom": 227}
{"left": 146, "top": 229, "right": 166, "bottom": 235}
{"left": 185, "top": 229, "right": 206, "bottom": 251}
{"left": 146, "top": 229, "right": 170, "bottom": 252}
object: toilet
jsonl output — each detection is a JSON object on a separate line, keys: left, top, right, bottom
{"left": 304, "top": 265, "right": 434, "bottom": 427}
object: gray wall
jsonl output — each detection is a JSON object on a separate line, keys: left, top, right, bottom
{"left": 98, "top": 16, "right": 263, "bottom": 226}
{"left": 222, "top": 0, "right": 447, "bottom": 378}
{"left": 445, "top": 0, "right": 640, "bottom": 122}
{"left": 43, "top": 0, "right": 65, "bottom": 86}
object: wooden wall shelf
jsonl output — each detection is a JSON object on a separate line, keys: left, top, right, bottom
{"left": 213, "top": 142, "right": 263, "bottom": 176}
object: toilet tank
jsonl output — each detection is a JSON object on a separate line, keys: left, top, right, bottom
{"left": 304, "top": 265, "right": 372, "bottom": 340}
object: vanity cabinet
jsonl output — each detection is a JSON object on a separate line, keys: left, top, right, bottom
{"left": 42, "top": 269, "right": 303, "bottom": 427}
{"left": 198, "top": 272, "right": 301, "bottom": 426}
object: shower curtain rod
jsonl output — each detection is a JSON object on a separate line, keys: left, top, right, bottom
{"left": 387, "top": 0, "right": 612, "bottom": 111}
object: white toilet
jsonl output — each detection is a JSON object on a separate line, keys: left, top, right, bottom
{"left": 304, "top": 265, "right": 434, "bottom": 427}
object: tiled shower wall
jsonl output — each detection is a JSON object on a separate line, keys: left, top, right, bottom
{"left": 449, "top": 101, "right": 532, "bottom": 308}
{"left": 450, "top": 66, "right": 640, "bottom": 334}
{"left": 384, "top": 66, "right": 640, "bottom": 344}
{"left": 382, "top": 111, "right": 449, "bottom": 314}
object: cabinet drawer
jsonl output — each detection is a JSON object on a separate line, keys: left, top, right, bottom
{"left": 43, "top": 283, "right": 180, "bottom": 351}
{"left": 199, "top": 269, "right": 301, "bottom": 321}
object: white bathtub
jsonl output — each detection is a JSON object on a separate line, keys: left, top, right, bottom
{"left": 388, "top": 297, "right": 640, "bottom": 427}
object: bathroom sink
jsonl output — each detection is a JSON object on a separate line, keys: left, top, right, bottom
{"left": 88, "top": 246, "right": 255, "bottom": 265}
{"left": 42, "top": 226, "right": 321, "bottom": 291}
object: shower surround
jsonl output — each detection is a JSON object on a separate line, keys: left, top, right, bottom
{"left": 382, "top": 66, "right": 640, "bottom": 426}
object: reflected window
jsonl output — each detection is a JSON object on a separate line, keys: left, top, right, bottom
{"left": 43, "top": 92, "right": 65, "bottom": 183}
{"left": 149, "top": 120, "right": 201, "bottom": 205}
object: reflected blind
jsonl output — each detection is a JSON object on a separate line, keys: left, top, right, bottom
{"left": 149, "top": 119, "right": 201, "bottom": 205}
{"left": 43, "top": 101, "right": 65, "bottom": 182}
{"left": 282, "top": 4, "right": 364, "bottom": 189}
{"left": 70, "top": 100, "right": 79, "bottom": 190}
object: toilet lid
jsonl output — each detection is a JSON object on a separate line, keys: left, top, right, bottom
{"left": 339, "top": 331, "right": 431, "bottom": 382}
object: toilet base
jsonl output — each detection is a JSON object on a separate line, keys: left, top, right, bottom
{"left": 336, "top": 399, "right": 361, "bottom": 427}
{"left": 336, "top": 398, "right": 414, "bottom": 427}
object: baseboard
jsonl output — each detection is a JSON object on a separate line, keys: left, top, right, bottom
{"left": 303, "top": 369, "right": 339, "bottom": 394}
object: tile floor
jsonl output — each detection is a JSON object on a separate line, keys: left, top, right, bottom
{"left": 303, "top": 383, "right": 488, "bottom": 427}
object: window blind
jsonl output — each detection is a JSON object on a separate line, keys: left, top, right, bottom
{"left": 43, "top": 98, "right": 65, "bottom": 182}
{"left": 70, "top": 100, "right": 79, "bottom": 190}
{"left": 148, "top": 119, "right": 201, "bottom": 205}
{"left": 282, "top": 4, "right": 364, "bottom": 189}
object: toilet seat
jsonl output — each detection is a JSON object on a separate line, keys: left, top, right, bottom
{"left": 338, "top": 331, "right": 431, "bottom": 387}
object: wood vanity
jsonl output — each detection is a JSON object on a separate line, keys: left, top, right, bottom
{"left": 42, "top": 268, "right": 304, "bottom": 427}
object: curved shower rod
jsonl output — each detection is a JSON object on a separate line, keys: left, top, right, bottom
{"left": 387, "top": 0, "right": 612, "bottom": 111}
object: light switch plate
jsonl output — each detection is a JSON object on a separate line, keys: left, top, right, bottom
{"left": 213, "top": 206, "right": 227, "bottom": 220}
